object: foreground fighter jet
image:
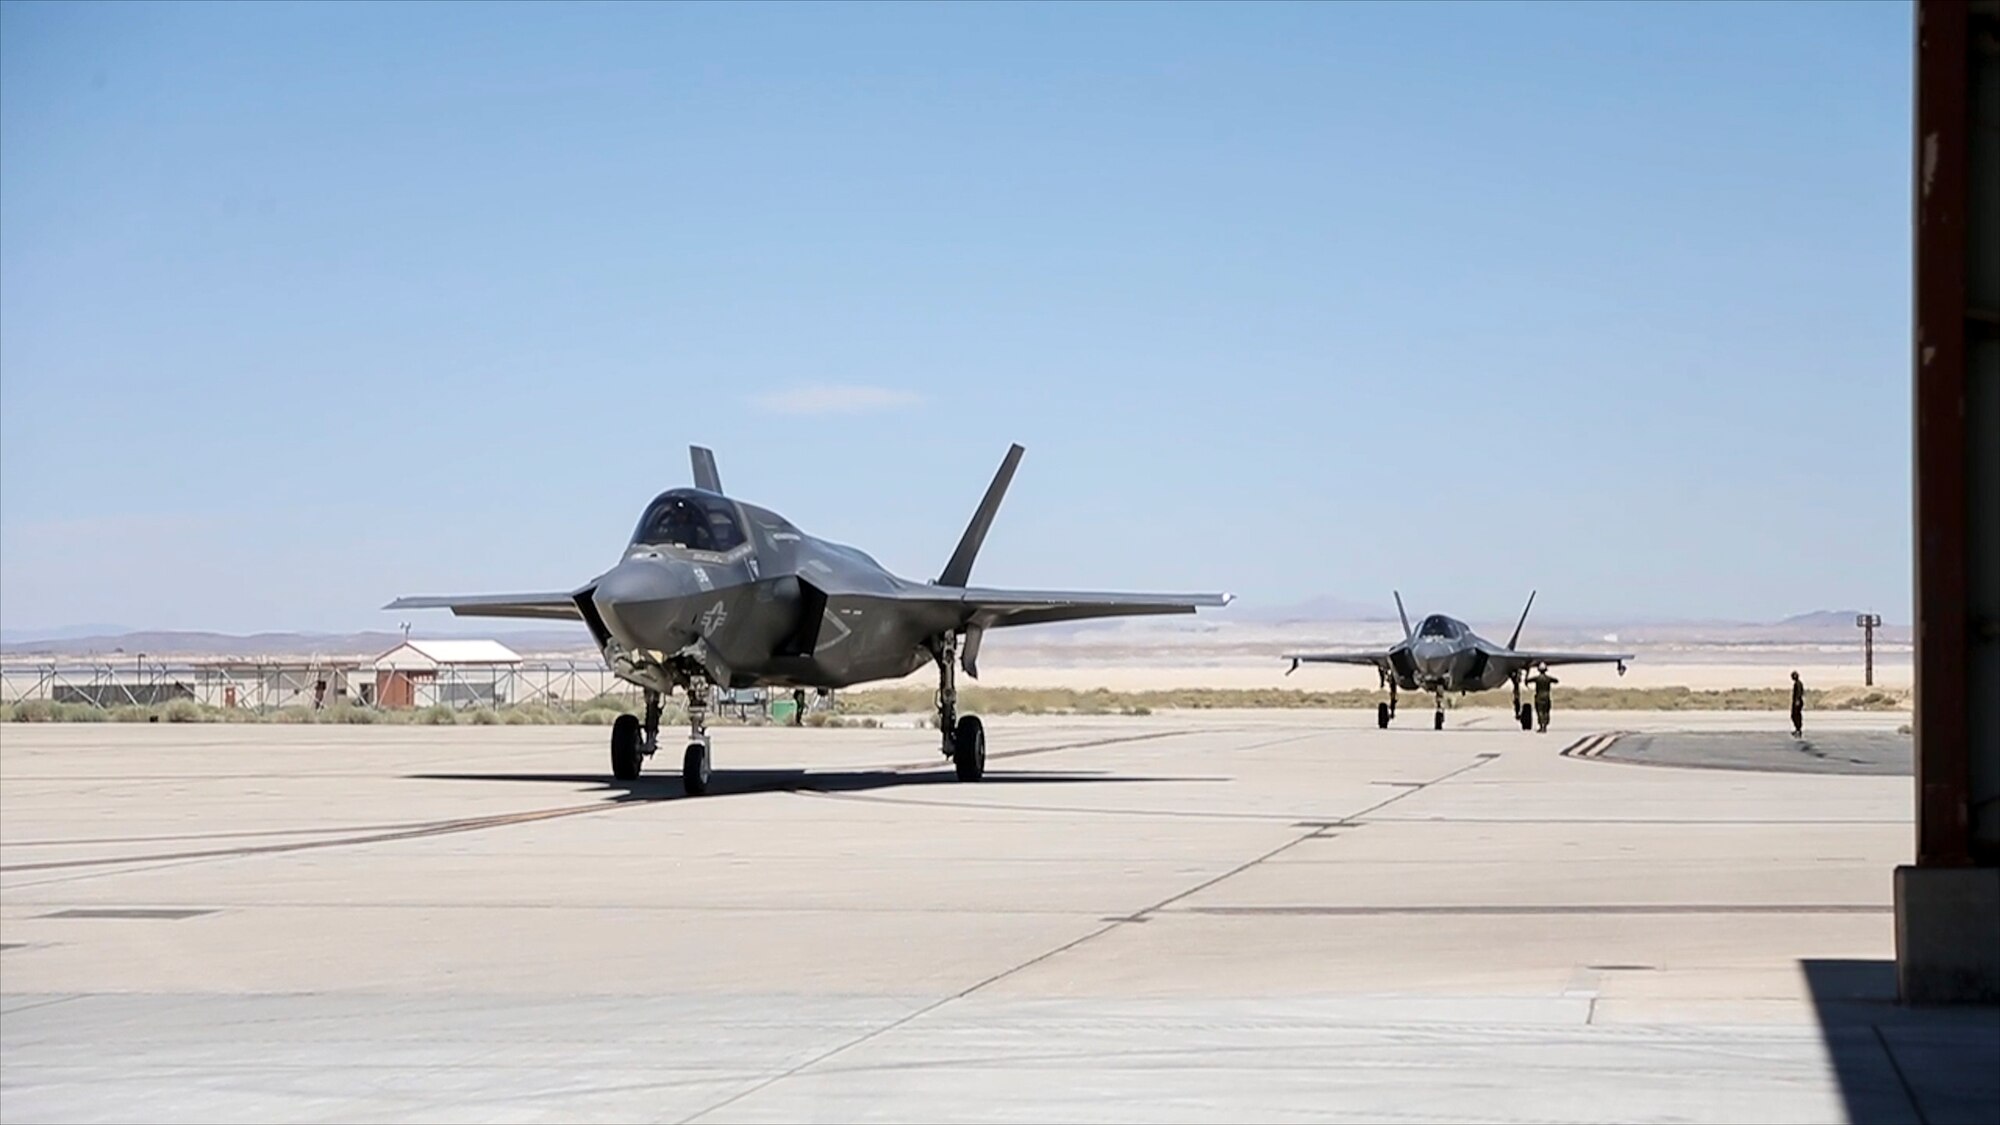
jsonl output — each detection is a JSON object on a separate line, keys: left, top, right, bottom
{"left": 1283, "top": 592, "right": 1631, "bottom": 730}
{"left": 388, "top": 444, "right": 1231, "bottom": 793}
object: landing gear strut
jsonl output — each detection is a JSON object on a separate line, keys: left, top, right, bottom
{"left": 934, "top": 633, "right": 985, "bottom": 781}
{"left": 1433, "top": 687, "right": 1446, "bottom": 731}
{"left": 1377, "top": 674, "right": 1398, "bottom": 729}
{"left": 792, "top": 688, "right": 808, "bottom": 727}
{"left": 683, "top": 679, "right": 712, "bottom": 796}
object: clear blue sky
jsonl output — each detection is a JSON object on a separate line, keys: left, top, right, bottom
{"left": 0, "top": 0, "right": 1914, "bottom": 634}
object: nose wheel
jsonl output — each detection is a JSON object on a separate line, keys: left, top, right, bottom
{"left": 683, "top": 740, "right": 711, "bottom": 795}
{"left": 681, "top": 680, "right": 712, "bottom": 795}
{"left": 1433, "top": 687, "right": 1446, "bottom": 730}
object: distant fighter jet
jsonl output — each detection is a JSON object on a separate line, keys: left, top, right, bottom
{"left": 388, "top": 444, "right": 1231, "bottom": 793}
{"left": 1283, "top": 592, "right": 1631, "bottom": 730}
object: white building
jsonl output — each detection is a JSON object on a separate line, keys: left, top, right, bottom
{"left": 371, "top": 639, "right": 522, "bottom": 708}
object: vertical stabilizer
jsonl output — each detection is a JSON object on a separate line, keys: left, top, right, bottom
{"left": 937, "top": 444, "right": 1024, "bottom": 588}
{"left": 691, "top": 446, "right": 722, "bottom": 493}
{"left": 1507, "top": 590, "right": 1537, "bottom": 650}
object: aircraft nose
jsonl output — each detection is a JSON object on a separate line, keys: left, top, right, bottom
{"left": 1411, "top": 641, "right": 1453, "bottom": 676}
{"left": 591, "top": 560, "right": 699, "bottom": 652}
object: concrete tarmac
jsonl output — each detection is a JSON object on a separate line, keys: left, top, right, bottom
{"left": 2, "top": 710, "right": 1993, "bottom": 1124}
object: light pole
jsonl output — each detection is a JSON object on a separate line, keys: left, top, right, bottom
{"left": 1855, "top": 614, "right": 1881, "bottom": 687}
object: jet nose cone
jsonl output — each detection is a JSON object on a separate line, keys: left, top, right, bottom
{"left": 592, "top": 560, "right": 697, "bottom": 652}
{"left": 1411, "top": 640, "right": 1454, "bottom": 676}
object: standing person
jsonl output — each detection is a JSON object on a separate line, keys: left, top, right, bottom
{"left": 1790, "top": 671, "right": 1805, "bottom": 738}
{"left": 1528, "top": 662, "right": 1558, "bottom": 733}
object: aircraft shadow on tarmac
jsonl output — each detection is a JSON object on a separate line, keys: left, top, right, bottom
{"left": 405, "top": 767, "right": 1213, "bottom": 801}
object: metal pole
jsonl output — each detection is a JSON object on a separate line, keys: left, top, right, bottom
{"left": 1858, "top": 613, "right": 1881, "bottom": 687}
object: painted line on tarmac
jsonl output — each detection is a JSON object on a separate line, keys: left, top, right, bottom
{"left": 1, "top": 728, "right": 1223, "bottom": 873}
{"left": 1178, "top": 903, "right": 1892, "bottom": 917}
{"left": 1560, "top": 731, "right": 1626, "bottom": 759}
{"left": 0, "top": 800, "right": 631, "bottom": 873}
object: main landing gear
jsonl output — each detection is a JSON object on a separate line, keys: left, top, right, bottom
{"left": 610, "top": 636, "right": 991, "bottom": 793}
{"left": 1512, "top": 674, "right": 1533, "bottom": 731}
{"left": 610, "top": 683, "right": 713, "bottom": 795}
{"left": 610, "top": 688, "right": 662, "bottom": 782}
{"left": 934, "top": 633, "right": 985, "bottom": 781}
{"left": 1376, "top": 676, "right": 1399, "bottom": 729}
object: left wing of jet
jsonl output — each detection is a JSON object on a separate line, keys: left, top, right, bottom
{"left": 1507, "top": 649, "right": 1634, "bottom": 672}
{"left": 878, "top": 586, "right": 1230, "bottom": 676}
{"left": 953, "top": 588, "right": 1232, "bottom": 629}
{"left": 383, "top": 592, "right": 583, "bottom": 621}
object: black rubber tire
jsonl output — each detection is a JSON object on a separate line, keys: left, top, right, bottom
{"left": 952, "top": 715, "right": 986, "bottom": 781}
{"left": 1377, "top": 702, "right": 1391, "bottom": 729}
{"left": 611, "top": 714, "right": 642, "bottom": 780}
{"left": 1519, "top": 704, "right": 1534, "bottom": 731}
{"left": 683, "top": 741, "right": 711, "bottom": 796}
{"left": 1433, "top": 710, "right": 1445, "bottom": 731}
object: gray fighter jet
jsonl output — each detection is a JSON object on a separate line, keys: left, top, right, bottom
{"left": 388, "top": 444, "right": 1231, "bottom": 793}
{"left": 1282, "top": 592, "right": 1631, "bottom": 730}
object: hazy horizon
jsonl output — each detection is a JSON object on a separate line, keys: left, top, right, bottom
{"left": 1, "top": 3, "right": 1915, "bottom": 633}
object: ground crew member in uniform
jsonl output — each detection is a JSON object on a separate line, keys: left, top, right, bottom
{"left": 1791, "top": 671, "right": 1805, "bottom": 738}
{"left": 1528, "top": 662, "right": 1558, "bottom": 733}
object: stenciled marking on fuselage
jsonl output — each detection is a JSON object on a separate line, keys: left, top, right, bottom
{"left": 818, "top": 609, "right": 852, "bottom": 651}
{"left": 699, "top": 600, "right": 728, "bottom": 637}
{"left": 692, "top": 566, "right": 712, "bottom": 591}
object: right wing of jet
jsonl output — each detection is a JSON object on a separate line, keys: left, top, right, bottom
{"left": 383, "top": 592, "right": 583, "bottom": 621}
{"left": 1282, "top": 650, "right": 1395, "bottom": 674}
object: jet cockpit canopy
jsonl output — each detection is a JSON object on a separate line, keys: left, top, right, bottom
{"left": 1415, "top": 613, "right": 1464, "bottom": 640}
{"left": 632, "top": 489, "right": 746, "bottom": 552}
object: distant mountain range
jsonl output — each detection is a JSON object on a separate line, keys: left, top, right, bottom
{"left": 0, "top": 627, "right": 595, "bottom": 659}
{"left": 0, "top": 604, "right": 1908, "bottom": 659}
